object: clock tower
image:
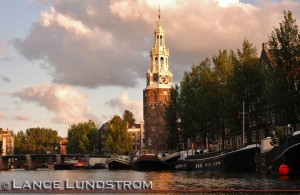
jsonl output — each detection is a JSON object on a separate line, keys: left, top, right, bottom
{"left": 143, "top": 8, "right": 173, "bottom": 152}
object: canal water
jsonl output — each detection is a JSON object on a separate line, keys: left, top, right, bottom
{"left": 1, "top": 169, "right": 300, "bottom": 193}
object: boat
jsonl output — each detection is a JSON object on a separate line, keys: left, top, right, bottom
{"left": 106, "top": 156, "right": 131, "bottom": 170}
{"left": 256, "top": 131, "right": 300, "bottom": 175}
{"left": 161, "top": 152, "right": 181, "bottom": 170}
{"left": 132, "top": 154, "right": 166, "bottom": 171}
{"left": 73, "top": 161, "right": 88, "bottom": 169}
{"left": 176, "top": 144, "right": 259, "bottom": 172}
{"left": 54, "top": 158, "right": 89, "bottom": 170}
{"left": 54, "top": 162, "right": 74, "bottom": 170}
{"left": 90, "top": 163, "right": 106, "bottom": 169}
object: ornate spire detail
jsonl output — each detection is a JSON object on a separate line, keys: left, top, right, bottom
{"left": 157, "top": 5, "right": 161, "bottom": 26}
{"left": 158, "top": 5, "right": 161, "bottom": 20}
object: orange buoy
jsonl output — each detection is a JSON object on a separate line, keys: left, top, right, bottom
{"left": 279, "top": 164, "right": 289, "bottom": 175}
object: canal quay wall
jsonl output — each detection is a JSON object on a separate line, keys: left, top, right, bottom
{"left": 0, "top": 154, "right": 107, "bottom": 170}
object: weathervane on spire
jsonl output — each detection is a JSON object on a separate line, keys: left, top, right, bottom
{"left": 157, "top": 4, "right": 161, "bottom": 26}
{"left": 158, "top": 5, "right": 161, "bottom": 20}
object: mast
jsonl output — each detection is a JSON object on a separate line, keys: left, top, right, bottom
{"left": 243, "top": 101, "right": 245, "bottom": 147}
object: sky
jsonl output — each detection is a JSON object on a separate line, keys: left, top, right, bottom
{"left": 0, "top": 0, "right": 300, "bottom": 137}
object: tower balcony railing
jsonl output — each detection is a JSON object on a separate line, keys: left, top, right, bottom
{"left": 151, "top": 48, "right": 169, "bottom": 56}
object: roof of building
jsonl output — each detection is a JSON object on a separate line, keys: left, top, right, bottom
{"left": 259, "top": 43, "right": 276, "bottom": 68}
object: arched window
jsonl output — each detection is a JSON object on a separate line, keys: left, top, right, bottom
{"left": 160, "top": 35, "right": 163, "bottom": 46}
{"left": 155, "top": 57, "right": 158, "bottom": 65}
{"left": 160, "top": 57, "right": 164, "bottom": 66}
{"left": 156, "top": 35, "right": 159, "bottom": 46}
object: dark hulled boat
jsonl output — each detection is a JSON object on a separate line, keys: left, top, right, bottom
{"left": 54, "top": 159, "right": 88, "bottom": 170}
{"left": 176, "top": 144, "right": 259, "bottom": 172}
{"left": 256, "top": 131, "right": 300, "bottom": 175}
{"left": 54, "top": 162, "right": 74, "bottom": 170}
{"left": 133, "top": 154, "right": 166, "bottom": 171}
{"left": 106, "top": 156, "right": 131, "bottom": 170}
{"left": 161, "top": 152, "right": 180, "bottom": 170}
{"left": 90, "top": 163, "right": 105, "bottom": 169}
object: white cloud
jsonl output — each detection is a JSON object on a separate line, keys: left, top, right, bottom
{"left": 215, "top": 0, "right": 239, "bottom": 7}
{"left": 0, "top": 112, "right": 5, "bottom": 119}
{"left": 1, "top": 76, "right": 11, "bottom": 83}
{"left": 0, "top": 43, "right": 4, "bottom": 53}
{"left": 41, "top": 7, "right": 113, "bottom": 47}
{"left": 106, "top": 91, "right": 143, "bottom": 122}
{"left": 16, "top": 115, "right": 30, "bottom": 121}
{"left": 13, "top": 83, "right": 99, "bottom": 124}
{"left": 11, "top": 0, "right": 300, "bottom": 88}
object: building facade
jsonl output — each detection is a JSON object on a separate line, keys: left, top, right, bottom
{"left": 98, "top": 122, "right": 145, "bottom": 154}
{"left": 143, "top": 10, "right": 173, "bottom": 152}
{"left": 0, "top": 128, "right": 14, "bottom": 156}
{"left": 127, "top": 123, "right": 145, "bottom": 154}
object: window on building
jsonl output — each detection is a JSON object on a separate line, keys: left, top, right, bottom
{"left": 160, "top": 57, "right": 164, "bottom": 65}
{"left": 148, "top": 138, "right": 152, "bottom": 146}
{"left": 160, "top": 35, "right": 163, "bottom": 46}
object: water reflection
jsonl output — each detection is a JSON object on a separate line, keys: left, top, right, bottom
{"left": 1, "top": 169, "right": 300, "bottom": 191}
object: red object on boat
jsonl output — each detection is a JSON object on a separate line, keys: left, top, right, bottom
{"left": 74, "top": 162, "right": 86, "bottom": 167}
{"left": 279, "top": 164, "right": 289, "bottom": 175}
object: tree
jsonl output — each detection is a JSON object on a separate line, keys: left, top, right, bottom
{"left": 123, "top": 110, "right": 136, "bottom": 127}
{"left": 166, "top": 40, "right": 263, "bottom": 150}
{"left": 105, "top": 115, "right": 132, "bottom": 154}
{"left": 163, "top": 85, "right": 181, "bottom": 150}
{"left": 178, "top": 58, "right": 215, "bottom": 149}
{"left": 14, "top": 128, "right": 60, "bottom": 154}
{"left": 14, "top": 131, "right": 26, "bottom": 154}
{"left": 228, "top": 40, "right": 268, "bottom": 144}
{"left": 268, "top": 10, "right": 300, "bottom": 125}
{"left": 67, "top": 120, "right": 98, "bottom": 154}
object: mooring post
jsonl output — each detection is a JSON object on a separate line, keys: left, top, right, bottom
{"left": 56, "top": 154, "right": 61, "bottom": 164}
{"left": 25, "top": 154, "right": 36, "bottom": 170}
{"left": 0, "top": 156, "right": 9, "bottom": 170}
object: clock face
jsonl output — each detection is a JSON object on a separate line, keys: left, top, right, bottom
{"left": 159, "top": 75, "right": 168, "bottom": 84}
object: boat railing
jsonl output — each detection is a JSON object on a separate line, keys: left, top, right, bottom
{"left": 186, "top": 151, "right": 223, "bottom": 159}
{"left": 161, "top": 152, "right": 180, "bottom": 162}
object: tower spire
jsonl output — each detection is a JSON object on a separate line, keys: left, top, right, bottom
{"left": 157, "top": 5, "right": 161, "bottom": 26}
{"left": 158, "top": 5, "right": 161, "bottom": 20}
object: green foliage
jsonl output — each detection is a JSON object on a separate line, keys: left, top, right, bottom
{"left": 165, "top": 39, "right": 262, "bottom": 149}
{"left": 268, "top": 10, "right": 300, "bottom": 125}
{"left": 105, "top": 115, "right": 132, "bottom": 154}
{"left": 164, "top": 11, "right": 299, "bottom": 150}
{"left": 163, "top": 85, "right": 181, "bottom": 150}
{"left": 14, "top": 128, "right": 60, "bottom": 154}
{"left": 123, "top": 110, "right": 136, "bottom": 127}
{"left": 67, "top": 120, "right": 98, "bottom": 154}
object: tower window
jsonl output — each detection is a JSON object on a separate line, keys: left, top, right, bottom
{"left": 155, "top": 57, "right": 158, "bottom": 64}
{"left": 160, "top": 57, "right": 164, "bottom": 66}
{"left": 160, "top": 35, "right": 163, "bottom": 46}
